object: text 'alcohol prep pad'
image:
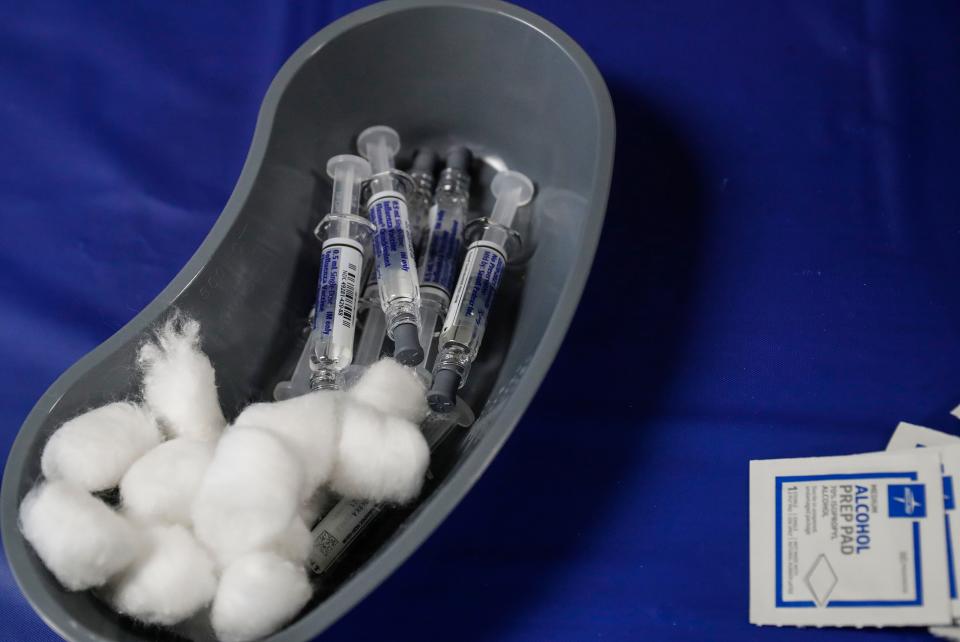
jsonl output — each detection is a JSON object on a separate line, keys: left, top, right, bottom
{"left": 750, "top": 450, "right": 951, "bottom": 626}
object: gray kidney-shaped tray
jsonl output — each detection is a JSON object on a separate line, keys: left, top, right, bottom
{"left": 1, "top": 1, "right": 614, "bottom": 639}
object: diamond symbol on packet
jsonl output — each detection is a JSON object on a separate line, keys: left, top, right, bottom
{"left": 804, "top": 554, "right": 838, "bottom": 606}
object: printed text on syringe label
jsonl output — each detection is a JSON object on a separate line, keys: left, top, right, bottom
{"left": 419, "top": 204, "right": 462, "bottom": 302}
{"left": 315, "top": 240, "right": 362, "bottom": 349}
{"left": 446, "top": 241, "right": 506, "bottom": 332}
{"left": 368, "top": 192, "right": 414, "bottom": 274}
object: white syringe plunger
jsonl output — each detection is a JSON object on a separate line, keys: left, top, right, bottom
{"left": 488, "top": 170, "right": 535, "bottom": 229}
{"left": 327, "top": 154, "right": 371, "bottom": 215}
{"left": 357, "top": 125, "right": 401, "bottom": 175}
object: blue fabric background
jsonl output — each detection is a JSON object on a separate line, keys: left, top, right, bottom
{"left": 2, "top": 1, "right": 960, "bottom": 640}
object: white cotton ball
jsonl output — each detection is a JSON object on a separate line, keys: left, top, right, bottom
{"left": 269, "top": 517, "right": 312, "bottom": 565}
{"left": 329, "top": 401, "right": 430, "bottom": 504}
{"left": 19, "top": 481, "right": 140, "bottom": 590}
{"left": 139, "top": 315, "right": 225, "bottom": 441}
{"left": 211, "top": 551, "right": 312, "bottom": 642}
{"left": 41, "top": 402, "right": 162, "bottom": 492}
{"left": 233, "top": 391, "right": 341, "bottom": 497}
{"left": 120, "top": 438, "right": 215, "bottom": 526}
{"left": 348, "top": 358, "right": 429, "bottom": 424}
{"left": 298, "top": 488, "right": 335, "bottom": 527}
{"left": 192, "top": 426, "right": 304, "bottom": 566}
{"left": 107, "top": 523, "right": 217, "bottom": 626}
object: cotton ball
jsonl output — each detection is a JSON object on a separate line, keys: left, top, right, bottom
{"left": 192, "top": 426, "right": 304, "bottom": 566}
{"left": 269, "top": 517, "right": 312, "bottom": 565}
{"left": 329, "top": 401, "right": 430, "bottom": 504}
{"left": 107, "top": 523, "right": 217, "bottom": 626}
{"left": 233, "top": 391, "right": 341, "bottom": 496}
{"left": 348, "top": 358, "right": 428, "bottom": 424}
{"left": 211, "top": 551, "right": 312, "bottom": 642}
{"left": 139, "top": 315, "right": 225, "bottom": 440}
{"left": 41, "top": 402, "right": 162, "bottom": 492}
{"left": 120, "top": 437, "right": 214, "bottom": 526}
{"left": 19, "top": 481, "right": 140, "bottom": 590}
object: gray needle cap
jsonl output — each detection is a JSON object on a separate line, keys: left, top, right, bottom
{"left": 411, "top": 148, "right": 438, "bottom": 174}
{"left": 445, "top": 146, "right": 472, "bottom": 172}
{"left": 427, "top": 368, "right": 460, "bottom": 412}
{"left": 392, "top": 322, "right": 424, "bottom": 366}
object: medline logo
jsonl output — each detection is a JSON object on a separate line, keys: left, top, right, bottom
{"left": 897, "top": 489, "right": 921, "bottom": 513}
{"left": 888, "top": 484, "right": 926, "bottom": 518}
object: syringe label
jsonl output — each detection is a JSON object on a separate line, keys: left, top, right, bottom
{"left": 445, "top": 241, "right": 506, "bottom": 335}
{"left": 314, "top": 240, "right": 363, "bottom": 351}
{"left": 419, "top": 204, "right": 462, "bottom": 299}
{"left": 368, "top": 194, "right": 414, "bottom": 275}
{"left": 308, "top": 497, "right": 380, "bottom": 574}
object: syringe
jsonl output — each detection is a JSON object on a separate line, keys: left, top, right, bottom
{"left": 349, "top": 147, "right": 470, "bottom": 372}
{"left": 406, "top": 149, "right": 438, "bottom": 253}
{"left": 350, "top": 149, "right": 436, "bottom": 369}
{"left": 417, "top": 147, "right": 472, "bottom": 366}
{"left": 427, "top": 170, "right": 534, "bottom": 411}
{"left": 357, "top": 125, "right": 424, "bottom": 366}
{"left": 273, "top": 155, "right": 373, "bottom": 398}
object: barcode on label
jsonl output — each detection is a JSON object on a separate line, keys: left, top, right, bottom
{"left": 339, "top": 264, "right": 357, "bottom": 328}
{"left": 315, "top": 529, "right": 339, "bottom": 557}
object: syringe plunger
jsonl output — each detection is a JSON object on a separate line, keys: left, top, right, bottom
{"left": 488, "top": 171, "right": 535, "bottom": 229}
{"left": 328, "top": 154, "right": 369, "bottom": 215}
{"left": 357, "top": 125, "right": 400, "bottom": 176}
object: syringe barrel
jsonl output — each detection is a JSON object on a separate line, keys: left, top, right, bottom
{"left": 418, "top": 184, "right": 468, "bottom": 308}
{"left": 310, "top": 214, "right": 371, "bottom": 387}
{"left": 435, "top": 236, "right": 508, "bottom": 374}
{"left": 418, "top": 151, "right": 471, "bottom": 364}
{"left": 428, "top": 218, "right": 521, "bottom": 411}
{"left": 364, "top": 172, "right": 424, "bottom": 365}
{"left": 366, "top": 178, "right": 421, "bottom": 316}
{"left": 357, "top": 127, "right": 424, "bottom": 365}
{"left": 420, "top": 162, "right": 470, "bottom": 302}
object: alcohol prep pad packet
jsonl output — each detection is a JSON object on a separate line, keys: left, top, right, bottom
{"left": 888, "top": 421, "right": 960, "bottom": 450}
{"left": 750, "top": 450, "right": 951, "bottom": 626}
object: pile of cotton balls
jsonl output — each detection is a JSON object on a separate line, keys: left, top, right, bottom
{"left": 19, "top": 314, "right": 430, "bottom": 642}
